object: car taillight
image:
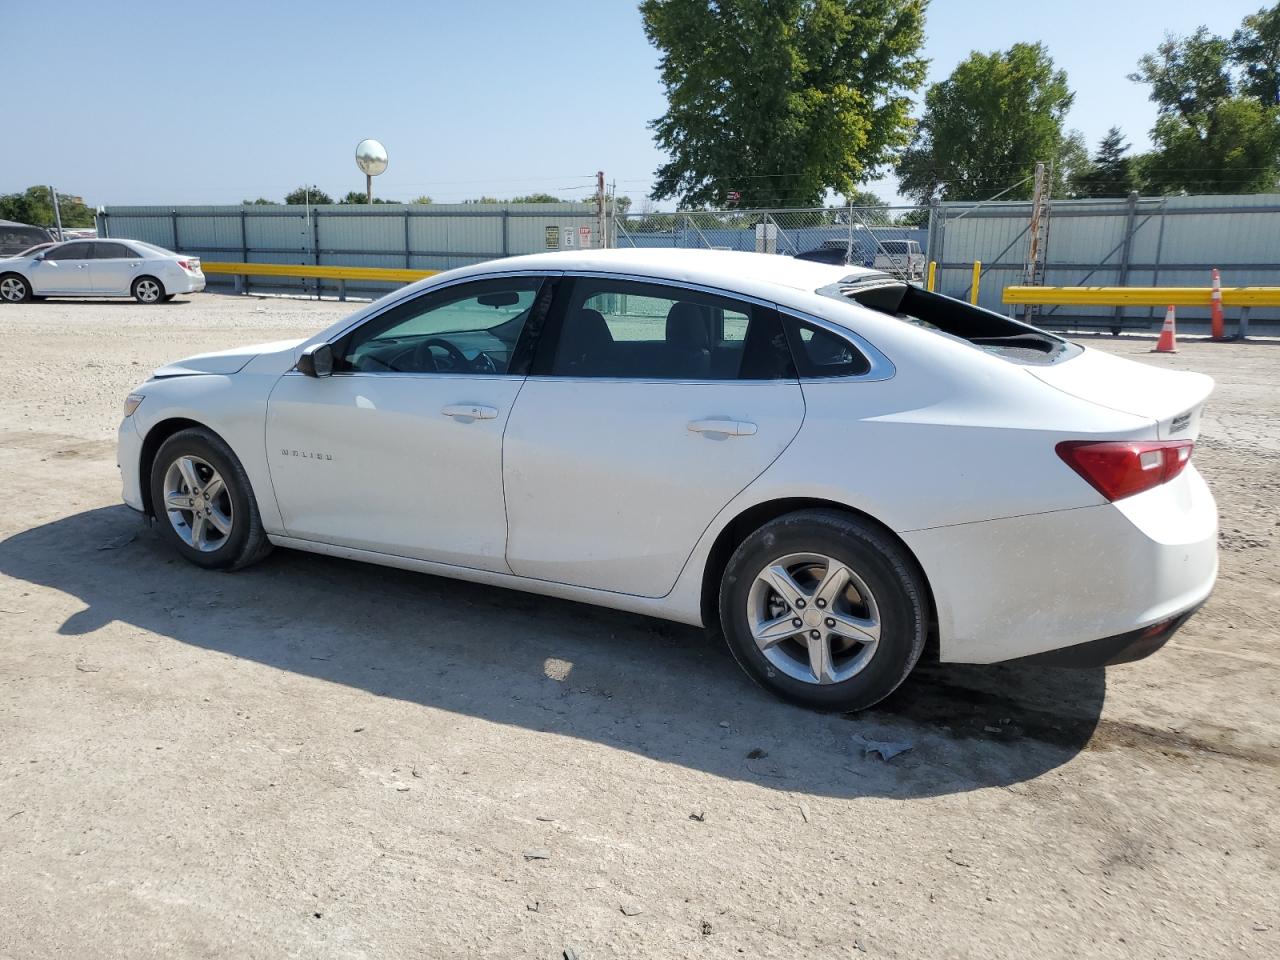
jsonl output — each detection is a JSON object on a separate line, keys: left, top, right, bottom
{"left": 1056, "top": 440, "right": 1193, "bottom": 502}
{"left": 177, "top": 258, "right": 199, "bottom": 271}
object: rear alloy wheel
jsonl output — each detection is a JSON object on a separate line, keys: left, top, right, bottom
{"left": 0, "top": 274, "right": 31, "bottom": 303}
{"left": 133, "top": 276, "right": 164, "bottom": 304}
{"left": 150, "top": 427, "right": 271, "bottom": 570}
{"left": 719, "top": 510, "right": 927, "bottom": 712}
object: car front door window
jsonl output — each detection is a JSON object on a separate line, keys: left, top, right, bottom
{"left": 335, "top": 278, "right": 544, "bottom": 375}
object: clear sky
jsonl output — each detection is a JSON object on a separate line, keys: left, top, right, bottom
{"left": 3, "top": 0, "right": 1267, "bottom": 208}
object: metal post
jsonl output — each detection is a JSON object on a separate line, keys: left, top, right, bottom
{"left": 366, "top": 173, "right": 372, "bottom": 204}
{"left": 970, "top": 261, "right": 982, "bottom": 305}
{"left": 596, "top": 170, "right": 606, "bottom": 249}
{"left": 1113, "top": 191, "right": 1140, "bottom": 329}
{"left": 502, "top": 210, "right": 509, "bottom": 257}
{"left": 339, "top": 279, "right": 347, "bottom": 303}
{"left": 1148, "top": 198, "right": 1168, "bottom": 322}
{"left": 48, "top": 186, "right": 64, "bottom": 240}
{"left": 239, "top": 209, "right": 248, "bottom": 263}
{"left": 404, "top": 210, "right": 411, "bottom": 269}
{"left": 927, "top": 261, "right": 937, "bottom": 292}
{"left": 1238, "top": 306, "right": 1251, "bottom": 340}
{"left": 171, "top": 209, "right": 179, "bottom": 251}
{"left": 312, "top": 209, "right": 321, "bottom": 299}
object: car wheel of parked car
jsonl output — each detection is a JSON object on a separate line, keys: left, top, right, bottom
{"left": 719, "top": 509, "right": 927, "bottom": 712}
{"left": 150, "top": 427, "right": 272, "bottom": 570}
{"left": 0, "top": 274, "right": 32, "bottom": 303}
{"left": 133, "top": 276, "right": 165, "bottom": 304}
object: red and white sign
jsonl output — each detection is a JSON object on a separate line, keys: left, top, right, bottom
{"left": 579, "top": 225, "right": 593, "bottom": 246}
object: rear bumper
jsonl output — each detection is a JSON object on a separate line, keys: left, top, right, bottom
{"left": 171, "top": 273, "right": 205, "bottom": 294}
{"left": 902, "top": 465, "right": 1218, "bottom": 664}
{"left": 1006, "top": 601, "right": 1204, "bottom": 667}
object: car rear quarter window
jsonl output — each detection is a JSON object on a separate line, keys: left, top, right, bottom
{"left": 783, "top": 318, "right": 872, "bottom": 378}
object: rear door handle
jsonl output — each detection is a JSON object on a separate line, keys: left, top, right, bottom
{"left": 442, "top": 403, "right": 498, "bottom": 421}
{"left": 688, "top": 418, "right": 757, "bottom": 437}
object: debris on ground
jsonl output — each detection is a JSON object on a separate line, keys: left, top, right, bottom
{"left": 689, "top": 810, "right": 706, "bottom": 822}
{"left": 851, "top": 732, "right": 913, "bottom": 761}
{"left": 620, "top": 903, "right": 643, "bottom": 916}
{"left": 523, "top": 848, "right": 552, "bottom": 861}
{"left": 96, "top": 531, "right": 136, "bottom": 551}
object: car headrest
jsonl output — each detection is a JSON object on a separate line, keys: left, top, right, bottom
{"left": 665, "top": 302, "right": 710, "bottom": 350}
{"left": 559, "top": 308, "right": 614, "bottom": 361}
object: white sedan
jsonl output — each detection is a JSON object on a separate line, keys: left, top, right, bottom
{"left": 0, "top": 238, "right": 204, "bottom": 304}
{"left": 115, "top": 250, "right": 1217, "bottom": 711}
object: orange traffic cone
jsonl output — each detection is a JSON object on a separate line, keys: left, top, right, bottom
{"left": 1153, "top": 305, "right": 1177, "bottom": 353}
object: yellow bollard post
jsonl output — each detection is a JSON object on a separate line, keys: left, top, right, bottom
{"left": 970, "top": 260, "right": 982, "bottom": 305}
{"left": 926, "top": 260, "right": 937, "bottom": 292}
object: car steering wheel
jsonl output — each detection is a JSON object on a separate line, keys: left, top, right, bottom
{"left": 413, "top": 337, "right": 470, "bottom": 372}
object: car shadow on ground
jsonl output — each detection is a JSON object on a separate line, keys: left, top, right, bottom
{"left": 0, "top": 505, "right": 1107, "bottom": 801}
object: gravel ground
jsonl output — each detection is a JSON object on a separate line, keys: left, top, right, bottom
{"left": 0, "top": 292, "right": 1276, "bottom": 960}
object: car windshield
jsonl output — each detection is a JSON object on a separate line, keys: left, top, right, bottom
{"left": 817, "top": 275, "right": 1075, "bottom": 365}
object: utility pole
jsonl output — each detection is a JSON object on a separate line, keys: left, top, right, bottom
{"left": 48, "top": 186, "right": 64, "bottom": 240}
{"left": 596, "top": 170, "right": 606, "bottom": 249}
{"left": 1022, "top": 162, "right": 1050, "bottom": 320}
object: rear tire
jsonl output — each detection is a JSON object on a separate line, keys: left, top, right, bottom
{"left": 149, "top": 427, "right": 271, "bottom": 570}
{"left": 0, "top": 273, "right": 32, "bottom": 303}
{"left": 719, "top": 509, "right": 927, "bottom": 712}
{"left": 133, "top": 276, "right": 165, "bottom": 304}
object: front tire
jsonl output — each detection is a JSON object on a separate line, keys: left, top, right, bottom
{"left": 133, "top": 276, "right": 165, "bottom": 304}
{"left": 0, "top": 274, "right": 32, "bottom": 303}
{"left": 149, "top": 427, "right": 271, "bottom": 570}
{"left": 719, "top": 510, "right": 927, "bottom": 712}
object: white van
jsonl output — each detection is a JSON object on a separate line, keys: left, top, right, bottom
{"left": 873, "top": 240, "right": 925, "bottom": 281}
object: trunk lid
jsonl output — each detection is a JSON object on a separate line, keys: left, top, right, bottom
{"left": 1028, "top": 346, "right": 1213, "bottom": 440}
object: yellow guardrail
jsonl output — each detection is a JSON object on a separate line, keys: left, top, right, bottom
{"left": 202, "top": 261, "right": 440, "bottom": 284}
{"left": 1003, "top": 286, "right": 1280, "bottom": 308}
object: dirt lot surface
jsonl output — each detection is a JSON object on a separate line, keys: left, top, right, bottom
{"left": 1, "top": 293, "right": 1276, "bottom": 959}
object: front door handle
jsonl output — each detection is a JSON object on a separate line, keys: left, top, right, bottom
{"left": 442, "top": 403, "right": 498, "bottom": 421}
{"left": 688, "top": 418, "right": 757, "bottom": 437}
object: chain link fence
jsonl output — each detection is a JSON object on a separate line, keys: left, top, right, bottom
{"left": 615, "top": 206, "right": 929, "bottom": 282}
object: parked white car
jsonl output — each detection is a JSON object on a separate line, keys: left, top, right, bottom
{"left": 0, "top": 239, "right": 204, "bottom": 304}
{"left": 873, "top": 239, "right": 925, "bottom": 281}
{"left": 116, "top": 250, "right": 1217, "bottom": 711}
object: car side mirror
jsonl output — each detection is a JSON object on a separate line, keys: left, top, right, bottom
{"left": 297, "top": 343, "right": 334, "bottom": 378}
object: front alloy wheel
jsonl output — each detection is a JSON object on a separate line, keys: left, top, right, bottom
{"left": 149, "top": 427, "right": 271, "bottom": 570}
{"left": 162, "top": 455, "right": 234, "bottom": 552}
{"left": 1, "top": 275, "right": 30, "bottom": 303}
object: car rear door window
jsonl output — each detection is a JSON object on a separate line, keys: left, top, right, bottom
{"left": 92, "top": 242, "right": 132, "bottom": 259}
{"left": 537, "top": 277, "right": 793, "bottom": 381}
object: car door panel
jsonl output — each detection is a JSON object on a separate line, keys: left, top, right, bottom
{"left": 263, "top": 274, "right": 550, "bottom": 571}
{"left": 29, "top": 242, "right": 95, "bottom": 294}
{"left": 266, "top": 373, "right": 523, "bottom": 570}
{"left": 91, "top": 242, "right": 142, "bottom": 295}
{"left": 503, "top": 378, "right": 804, "bottom": 596}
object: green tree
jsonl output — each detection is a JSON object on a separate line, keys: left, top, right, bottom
{"left": 1131, "top": 19, "right": 1280, "bottom": 193}
{"left": 242, "top": 197, "right": 278, "bottom": 205}
{"left": 411, "top": 195, "right": 434, "bottom": 204}
{"left": 508, "top": 192, "right": 565, "bottom": 203}
{"left": 0, "top": 186, "right": 95, "bottom": 228}
{"left": 1233, "top": 4, "right": 1280, "bottom": 107}
{"left": 641, "top": 0, "right": 927, "bottom": 208}
{"left": 284, "top": 185, "right": 332, "bottom": 205}
{"left": 896, "top": 43, "right": 1076, "bottom": 203}
{"left": 1072, "top": 127, "right": 1139, "bottom": 198}
{"left": 337, "top": 191, "right": 401, "bottom": 204}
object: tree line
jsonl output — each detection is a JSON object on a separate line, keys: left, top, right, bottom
{"left": 642, "top": 0, "right": 1280, "bottom": 207}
